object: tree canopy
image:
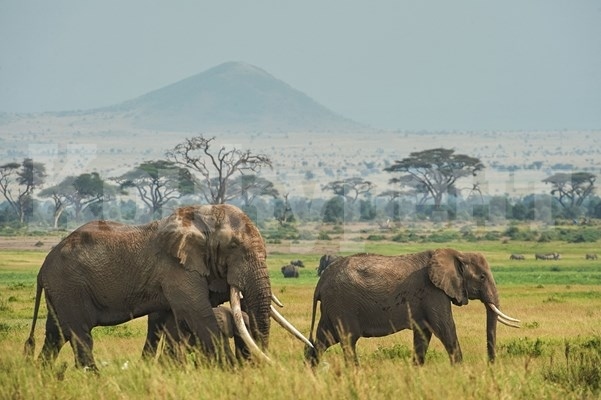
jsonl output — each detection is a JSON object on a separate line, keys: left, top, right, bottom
{"left": 384, "top": 148, "right": 484, "bottom": 209}
{"left": 113, "top": 160, "right": 194, "bottom": 219}
{"left": 543, "top": 172, "right": 596, "bottom": 218}
{"left": 0, "top": 158, "right": 46, "bottom": 223}
{"left": 322, "top": 177, "right": 374, "bottom": 204}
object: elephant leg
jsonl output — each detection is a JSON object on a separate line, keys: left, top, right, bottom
{"left": 412, "top": 325, "right": 432, "bottom": 365}
{"left": 307, "top": 316, "right": 342, "bottom": 367}
{"left": 143, "top": 311, "right": 188, "bottom": 361}
{"left": 162, "top": 271, "right": 222, "bottom": 362}
{"left": 142, "top": 311, "right": 169, "bottom": 359}
{"left": 39, "top": 309, "right": 66, "bottom": 367}
{"left": 430, "top": 315, "right": 462, "bottom": 364}
{"left": 340, "top": 334, "right": 359, "bottom": 366}
{"left": 69, "top": 329, "right": 96, "bottom": 371}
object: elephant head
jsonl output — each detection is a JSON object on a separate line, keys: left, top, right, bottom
{"left": 158, "top": 204, "right": 272, "bottom": 352}
{"left": 428, "top": 248, "right": 520, "bottom": 361}
{"left": 317, "top": 254, "right": 340, "bottom": 276}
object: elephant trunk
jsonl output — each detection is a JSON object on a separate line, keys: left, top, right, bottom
{"left": 485, "top": 305, "right": 498, "bottom": 362}
{"left": 237, "top": 258, "right": 272, "bottom": 350}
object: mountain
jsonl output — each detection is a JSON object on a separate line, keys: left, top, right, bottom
{"left": 103, "top": 61, "right": 365, "bottom": 133}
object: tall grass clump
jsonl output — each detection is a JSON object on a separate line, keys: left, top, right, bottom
{"left": 543, "top": 335, "right": 601, "bottom": 395}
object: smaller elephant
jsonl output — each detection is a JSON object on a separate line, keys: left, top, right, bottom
{"left": 535, "top": 252, "right": 560, "bottom": 260}
{"left": 305, "top": 249, "right": 520, "bottom": 366}
{"left": 143, "top": 306, "right": 251, "bottom": 364}
{"left": 281, "top": 265, "right": 299, "bottom": 278}
{"left": 509, "top": 254, "right": 525, "bottom": 260}
{"left": 585, "top": 253, "right": 598, "bottom": 260}
{"left": 316, "top": 254, "right": 340, "bottom": 276}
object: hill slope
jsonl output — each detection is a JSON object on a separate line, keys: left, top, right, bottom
{"left": 105, "top": 61, "right": 364, "bottom": 133}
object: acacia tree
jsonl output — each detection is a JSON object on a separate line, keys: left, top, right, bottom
{"left": 0, "top": 158, "right": 46, "bottom": 223}
{"left": 229, "top": 174, "right": 279, "bottom": 208}
{"left": 322, "top": 177, "right": 375, "bottom": 221}
{"left": 322, "top": 177, "right": 375, "bottom": 205}
{"left": 38, "top": 177, "right": 76, "bottom": 228}
{"left": 113, "top": 160, "right": 194, "bottom": 219}
{"left": 166, "top": 135, "right": 272, "bottom": 205}
{"left": 39, "top": 172, "right": 115, "bottom": 225}
{"left": 543, "top": 172, "right": 596, "bottom": 218}
{"left": 384, "top": 148, "right": 484, "bottom": 210}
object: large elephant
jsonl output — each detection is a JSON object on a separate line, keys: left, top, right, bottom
{"left": 305, "top": 249, "right": 520, "bottom": 366}
{"left": 24, "top": 204, "right": 309, "bottom": 370}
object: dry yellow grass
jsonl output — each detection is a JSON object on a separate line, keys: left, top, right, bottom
{"left": 1, "top": 244, "right": 600, "bottom": 399}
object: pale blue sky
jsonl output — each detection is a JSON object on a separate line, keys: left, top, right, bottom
{"left": 1, "top": 1, "right": 600, "bottom": 130}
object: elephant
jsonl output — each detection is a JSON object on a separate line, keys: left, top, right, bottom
{"left": 585, "top": 253, "right": 598, "bottom": 260}
{"left": 24, "top": 204, "right": 310, "bottom": 370}
{"left": 509, "top": 254, "right": 525, "bottom": 260}
{"left": 143, "top": 306, "right": 251, "bottom": 364}
{"left": 281, "top": 264, "right": 299, "bottom": 278}
{"left": 290, "top": 259, "right": 305, "bottom": 268}
{"left": 535, "top": 252, "right": 560, "bottom": 260}
{"left": 316, "top": 254, "right": 340, "bottom": 276}
{"left": 304, "top": 249, "right": 520, "bottom": 366}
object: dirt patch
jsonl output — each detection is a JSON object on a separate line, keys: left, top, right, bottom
{"left": 0, "top": 236, "right": 62, "bottom": 252}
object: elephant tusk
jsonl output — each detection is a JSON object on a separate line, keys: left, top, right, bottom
{"left": 270, "top": 305, "right": 314, "bottom": 349}
{"left": 488, "top": 303, "right": 521, "bottom": 323}
{"left": 497, "top": 315, "right": 521, "bottom": 328}
{"left": 271, "top": 293, "right": 284, "bottom": 308}
{"left": 230, "top": 286, "right": 273, "bottom": 364}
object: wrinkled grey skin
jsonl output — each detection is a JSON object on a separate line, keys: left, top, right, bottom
{"left": 281, "top": 265, "right": 299, "bottom": 278}
{"left": 24, "top": 204, "right": 272, "bottom": 370}
{"left": 305, "top": 249, "right": 504, "bottom": 366}
{"left": 316, "top": 254, "right": 340, "bottom": 276}
{"left": 143, "top": 306, "right": 251, "bottom": 364}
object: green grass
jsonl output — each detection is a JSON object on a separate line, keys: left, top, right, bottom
{"left": 2, "top": 239, "right": 601, "bottom": 399}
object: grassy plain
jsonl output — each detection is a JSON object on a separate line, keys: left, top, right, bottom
{"left": 1, "top": 238, "right": 601, "bottom": 399}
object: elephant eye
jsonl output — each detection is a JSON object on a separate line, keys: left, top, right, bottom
{"left": 480, "top": 273, "right": 486, "bottom": 281}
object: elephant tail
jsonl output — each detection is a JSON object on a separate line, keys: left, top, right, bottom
{"left": 24, "top": 275, "right": 43, "bottom": 359}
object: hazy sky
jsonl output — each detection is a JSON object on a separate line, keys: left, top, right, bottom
{"left": 1, "top": 1, "right": 600, "bottom": 131}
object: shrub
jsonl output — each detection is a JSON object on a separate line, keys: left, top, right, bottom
{"left": 371, "top": 343, "right": 412, "bottom": 361}
{"left": 317, "top": 231, "right": 331, "bottom": 240}
{"left": 427, "top": 230, "right": 461, "bottom": 243}
{"left": 366, "top": 234, "right": 386, "bottom": 241}
{"left": 500, "top": 337, "right": 547, "bottom": 357}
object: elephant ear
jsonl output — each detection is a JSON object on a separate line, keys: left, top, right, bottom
{"left": 428, "top": 248, "right": 468, "bottom": 306}
{"left": 158, "top": 207, "right": 211, "bottom": 276}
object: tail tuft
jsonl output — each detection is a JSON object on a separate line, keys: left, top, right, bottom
{"left": 24, "top": 337, "right": 35, "bottom": 359}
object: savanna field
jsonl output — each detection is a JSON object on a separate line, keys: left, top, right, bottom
{"left": 1, "top": 225, "right": 601, "bottom": 400}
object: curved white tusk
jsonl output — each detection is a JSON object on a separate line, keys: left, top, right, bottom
{"left": 488, "top": 303, "right": 521, "bottom": 323}
{"left": 497, "top": 315, "right": 521, "bottom": 328}
{"left": 270, "top": 305, "right": 314, "bottom": 348}
{"left": 230, "top": 286, "right": 272, "bottom": 364}
{"left": 271, "top": 293, "right": 284, "bottom": 308}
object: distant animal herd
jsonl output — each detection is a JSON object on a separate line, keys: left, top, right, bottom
{"left": 509, "top": 252, "right": 598, "bottom": 260}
